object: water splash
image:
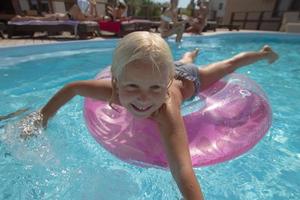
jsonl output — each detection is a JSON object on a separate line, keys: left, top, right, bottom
{"left": 0, "top": 111, "right": 58, "bottom": 166}
{"left": 18, "top": 111, "right": 43, "bottom": 139}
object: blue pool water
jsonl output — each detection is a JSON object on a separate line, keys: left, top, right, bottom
{"left": 0, "top": 33, "right": 300, "bottom": 199}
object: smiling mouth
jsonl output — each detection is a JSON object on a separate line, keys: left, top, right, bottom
{"left": 130, "top": 104, "right": 153, "bottom": 112}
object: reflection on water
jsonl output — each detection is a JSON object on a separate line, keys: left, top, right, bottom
{"left": 0, "top": 33, "right": 299, "bottom": 199}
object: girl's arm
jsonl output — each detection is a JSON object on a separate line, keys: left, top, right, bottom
{"left": 41, "top": 79, "right": 113, "bottom": 126}
{"left": 154, "top": 91, "right": 204, "bottom": 200}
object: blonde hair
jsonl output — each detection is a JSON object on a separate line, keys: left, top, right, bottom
{"left": 111, "top": 31, "right": 175, "bottom": 81}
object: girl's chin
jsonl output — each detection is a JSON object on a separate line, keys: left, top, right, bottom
{"left": 130, "top": 109, "right": 153, "bottom": 118}
{"left": 133, "top": 113, "right": 150, "bottom": 119}
{"left": 127, "top": 106, "right": 155, "bottom": 118}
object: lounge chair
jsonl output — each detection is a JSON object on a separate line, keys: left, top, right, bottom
{"left": 217, "top": 24, "right": 240, "bottom": 31}
{"left": 286, "top": 22, "right": 300, "bottom": 33}
{"left": 203, "top": 21, "right": 240, "bottom": 32}
{"left": 98, "top": 19, "right": 160, "bottom": 36}
{"left": 280, "top": 12, "right": 300, "bottom": 32}
{"left": 203, "top": 21, "right": 217, "bottom": 32}
{"left": 7, "top": 20, "right": 100, "bottom": 39}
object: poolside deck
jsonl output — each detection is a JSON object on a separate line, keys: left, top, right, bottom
{"left": 0, "top": 33, "right": 106, "bottom": 48}
{"left": 0, "top": 30, "right": 272, "bottom": 48}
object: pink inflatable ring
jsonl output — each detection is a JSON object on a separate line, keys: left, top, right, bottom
{"left": 84, "top": 68, "right": 272, "bottom": 167}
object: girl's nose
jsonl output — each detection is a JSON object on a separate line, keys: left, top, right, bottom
{"left": 137, "top": 91, "right": 149, "bottom": 102}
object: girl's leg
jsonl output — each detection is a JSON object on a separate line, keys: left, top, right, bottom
{"left": 199, "top": 45, "right": 278, "bottom": 91}
{"left": 178, "top": 48, "right": 200, "bottom": 64}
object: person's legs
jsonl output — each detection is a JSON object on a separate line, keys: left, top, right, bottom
{"left": 68, "top": 4, "right": 86, "bottom": 21}
{"left": 198, "top": 45, "right": 279, "bottom": 91}
{"left": 11, "top": 14, "right": 64, "bottom": 21}
{"left": 174, "top": 22, "right": 185, "bottom": 42}
{"left": 44, "top": 13, "right": 69, "bottom": 20}
{"left": 93, "top": 5, "right": 98, "bottom": 17}
{"left": 11, "top": 15, "right": 44, "bottom": 21}
{"left": 89, "top": 0, "right": 98, "bottom": 17}
{"left": 161, "top": 22, "right": 185, "bottom": 42}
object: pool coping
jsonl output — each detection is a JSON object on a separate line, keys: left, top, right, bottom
{"left": 1, "top": 30, "right": 299, "bottom": 49}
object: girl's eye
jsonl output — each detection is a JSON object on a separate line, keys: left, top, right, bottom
{"left": 150, "top": 85, "right": 162, "bottom": 92}
{"left": 125, "top": 84, "right": 138, "bottom": 91}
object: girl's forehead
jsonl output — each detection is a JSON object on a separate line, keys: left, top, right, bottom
{"left": 119, "top": 60, "right": 170, "bottom": 83}
{"left": 124, "top": 59, "right": 169, "bottom": 74}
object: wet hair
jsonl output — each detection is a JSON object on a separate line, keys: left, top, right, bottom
{"left": 111, "top": 31, "right": 175, "bottom": 82}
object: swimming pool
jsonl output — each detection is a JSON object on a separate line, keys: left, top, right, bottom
{"left": 1, "top": 32, "right": 299, "bottom": 199}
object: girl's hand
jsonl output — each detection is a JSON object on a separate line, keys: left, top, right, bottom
{"left": 19, "top": 110, "right": 44, "bottom": 139}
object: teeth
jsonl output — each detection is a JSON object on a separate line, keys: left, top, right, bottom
{"left": 132, "top": 104, "right": 151, "bottom": 111}
{"left": 138, "top": 106, "right": 147, "bottom": 110}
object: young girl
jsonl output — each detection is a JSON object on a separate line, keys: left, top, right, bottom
{"left": 25, "top": 32, "right": 278, "bottom": 199}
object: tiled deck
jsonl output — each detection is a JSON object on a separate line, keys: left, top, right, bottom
{"left": 0, "top": 35, "right": 105, "bottom": 48}
{"left": 0, "top": 30, "right": 271, "bottom": 48}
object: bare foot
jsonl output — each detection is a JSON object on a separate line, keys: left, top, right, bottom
{"left": 180, "top": 48, "right": 200, "bottom": 63}
{"left": 192, "top": 48, "right": 200, "bottom": 57}
{"left": 11, "top": 15, "right": 22, "bottom": 22}
{"left": 261, "top": 45, "right": 279, "bottom": 64}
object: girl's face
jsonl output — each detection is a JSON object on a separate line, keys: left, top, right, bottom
{"left": 116, "top": 59, "right": 170, "bottom": 118}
